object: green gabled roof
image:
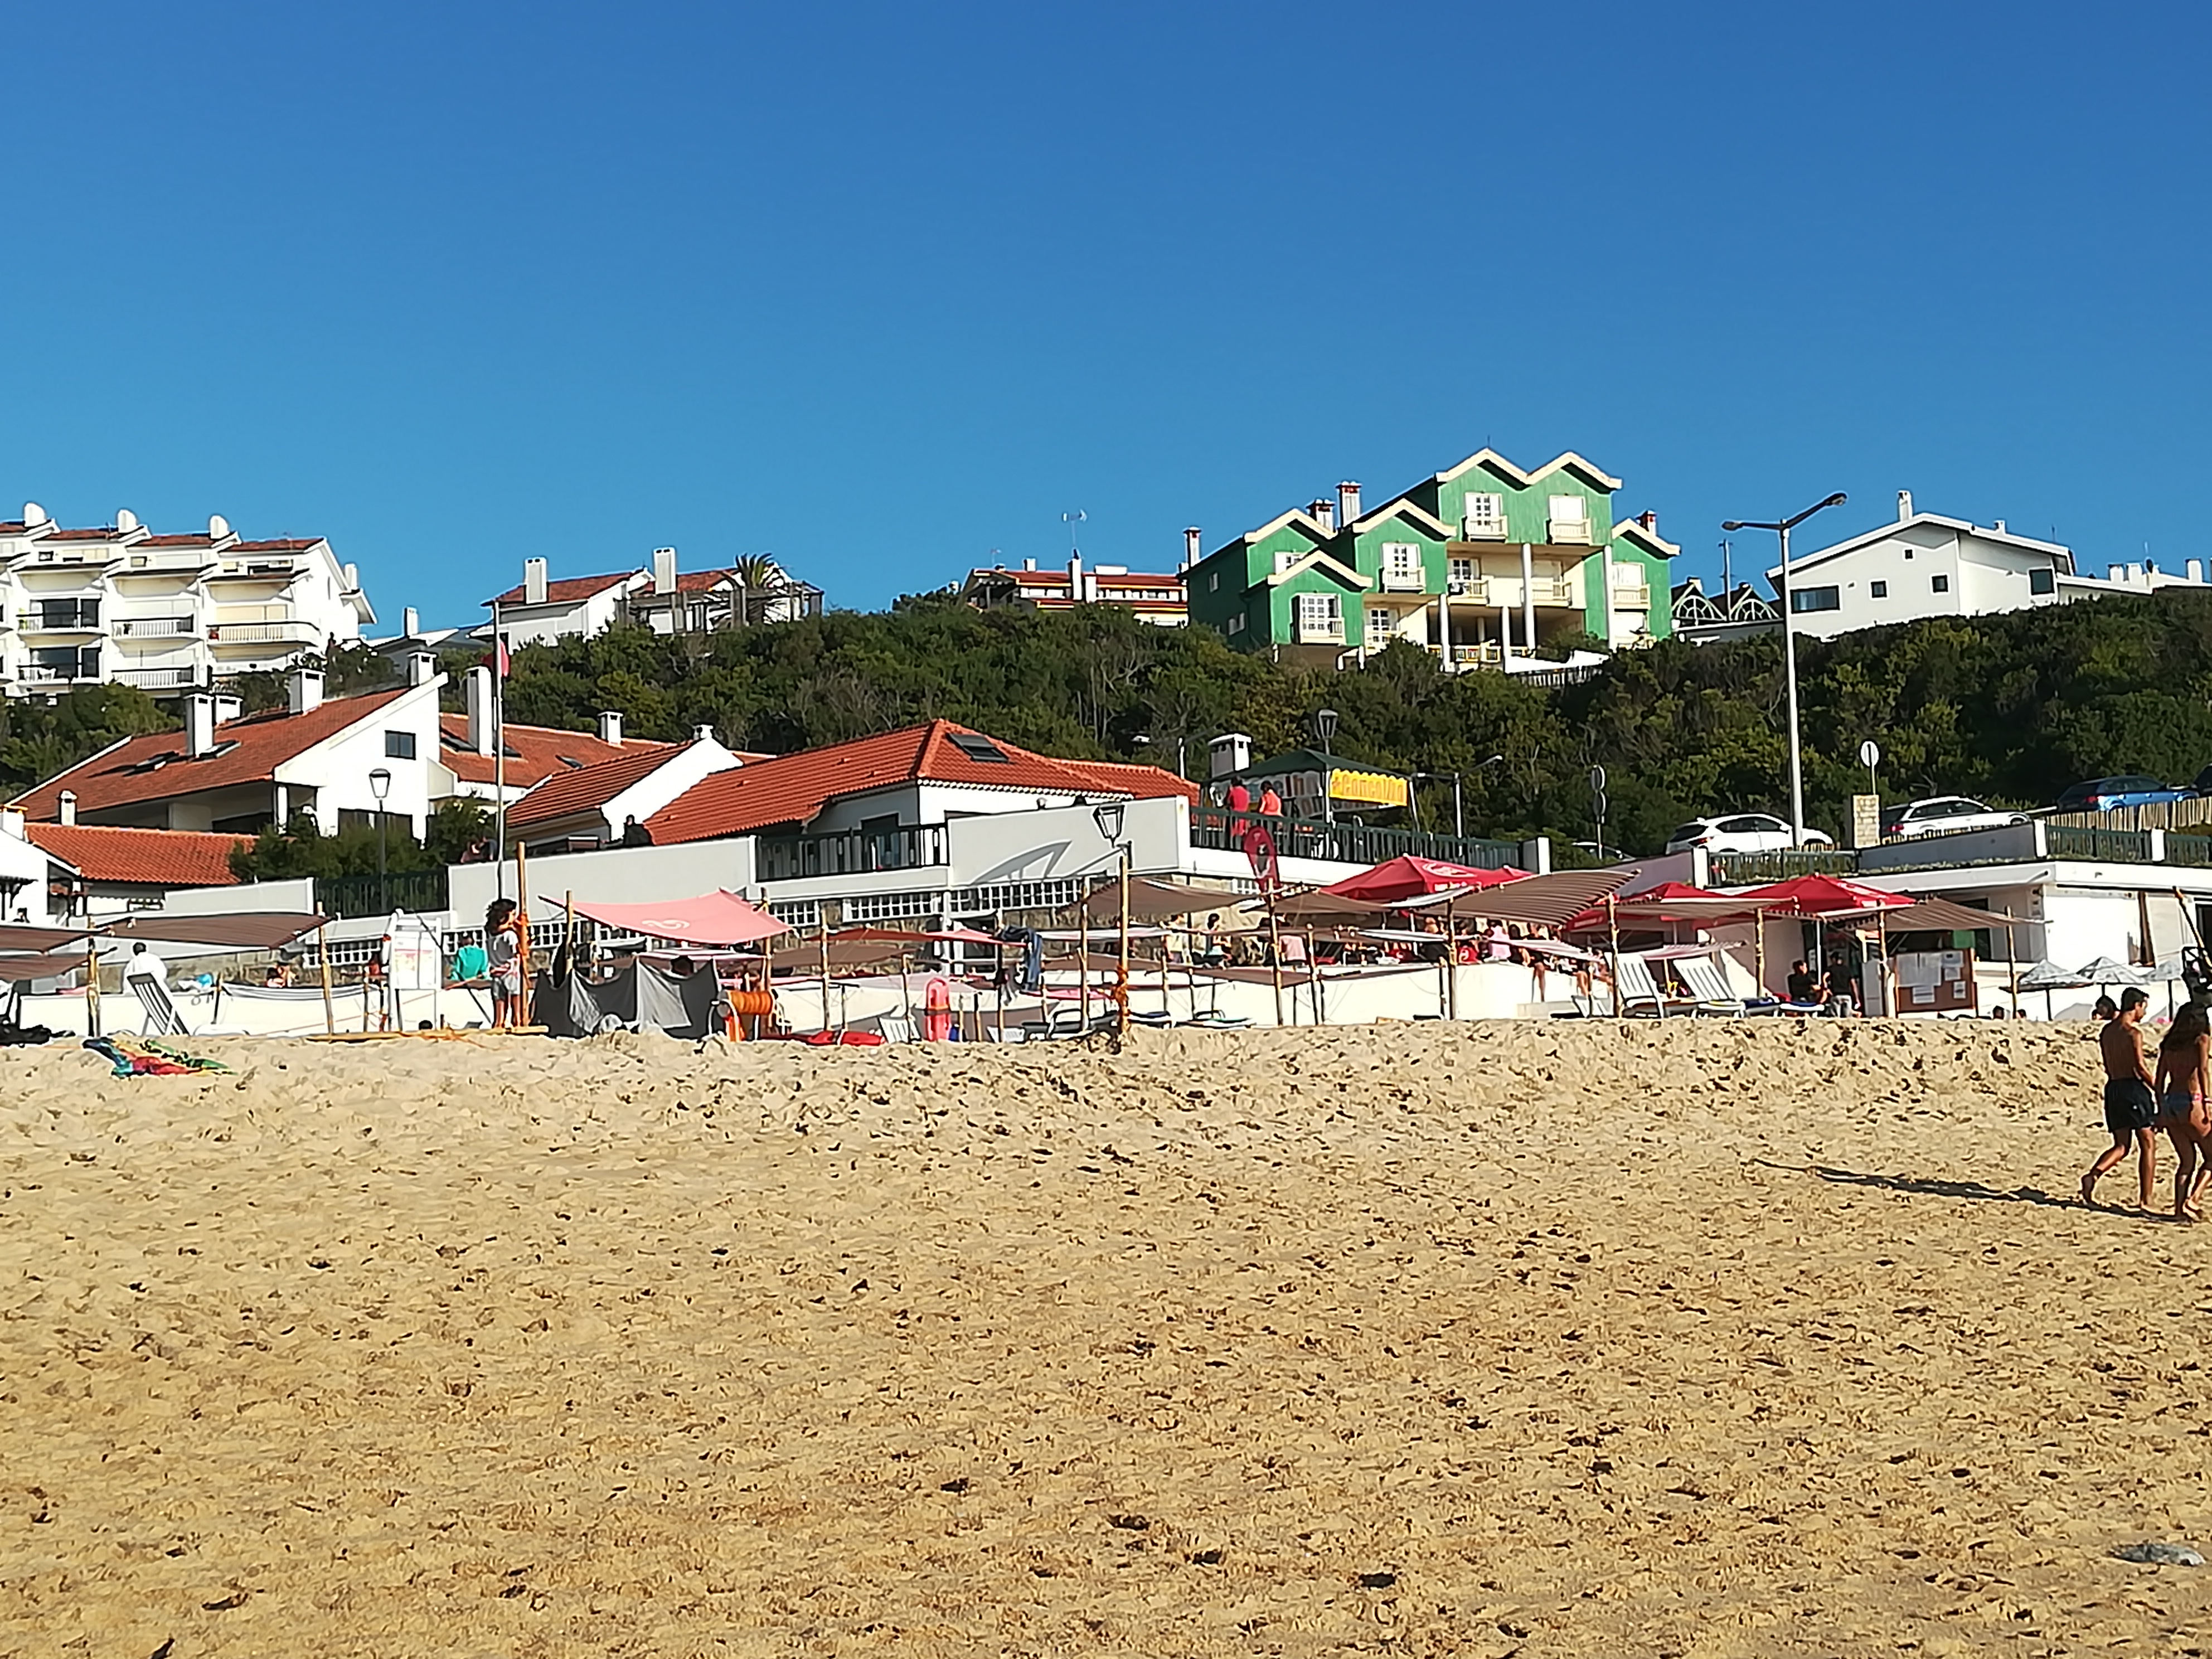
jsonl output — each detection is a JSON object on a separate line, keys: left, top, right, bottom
{"left": 1207, "top": 506, "right": 1332, "bottom": 562}
{"left": 1432, "top": 448, "right": 1623, "bottom": 493}
{"left": 1611, "top": 515, "right": 1681, "bottom": 559}
{"left": 1265, "top": 549, "right": 1371, "bottom": 591}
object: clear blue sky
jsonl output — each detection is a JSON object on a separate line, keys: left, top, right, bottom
{"left": 3, "top": 1, "right": 2205, "bottom": 626}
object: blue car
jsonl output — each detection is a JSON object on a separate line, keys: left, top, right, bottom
{"left": 2055, "top": 774, "right": 2191, "bottom": 812}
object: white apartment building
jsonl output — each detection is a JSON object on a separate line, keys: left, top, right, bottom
{"left": 0, "top": 503, "right": 375, "bottom": 697}
{"left": 1774, "top": 489, "right": 2211, "bottom": 640}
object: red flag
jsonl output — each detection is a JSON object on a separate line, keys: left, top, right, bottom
{"left": 482, "top": 634, "right": 510, "bottom": 677}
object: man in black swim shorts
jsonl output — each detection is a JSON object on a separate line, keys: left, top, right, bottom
{"left": 2084, "top": 988, "right": 2159, "bottom": 1209}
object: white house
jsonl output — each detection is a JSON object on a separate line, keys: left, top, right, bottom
{"left": 1774, "top": 489, "right": 2212, "bottom": 640}
{"left": 480, "top": 549, "right": 822, "bottom": 649}
{"left": 0, "top": 505, "right": 375, "bottom": 697}
{"left": 9, "top": 661, "right": 450, "bottom": 836}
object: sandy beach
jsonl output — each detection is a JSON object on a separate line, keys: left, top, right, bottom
{"left": 2, "top": 1019, "right": 2206, "bottom": 1656}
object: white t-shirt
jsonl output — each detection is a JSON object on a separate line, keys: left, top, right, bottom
{"left": 123, "top": 946, "right": 164, "bottom": 982}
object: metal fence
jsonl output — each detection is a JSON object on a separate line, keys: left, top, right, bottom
{"left": 313, "top": 868, "right": 452, "bottom": 920}
{"left": 1190, "top": 808, "right": 1521, "bottom": 870}
{"left": 2044, "top": 824, "right": 2152, "bottom": 863}
{"left": 1706, "top": 847, "right": 1861, "bottom": 886}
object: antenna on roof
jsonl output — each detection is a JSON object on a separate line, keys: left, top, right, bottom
{"left": 1062, "top": 510, "right": 1086, "bottom": 557}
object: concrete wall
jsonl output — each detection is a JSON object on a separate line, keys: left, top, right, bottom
{"left": 449, "top": 837, "right": 755, "bottom": 921}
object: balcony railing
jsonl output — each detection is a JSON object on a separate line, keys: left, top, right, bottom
{"left": 114, "top": 666, "right": 204, "bottom": 690}
{"left": 15, "top": 663, "right": 94, "bottom": 685}
{"left": 1610, "top": 583, "right": 1651, "bottom": 610}
{"left": 1446, "top": 576, "right": 1491, "bottom": 603}
{"left": 1294, "top": 619, "right": 1346, "bottom": 644}
{"left": 314, "top": 869, "right": 452, "bottom": 921}
{"left": 1192, "top": 808, "right": 1521, "bottom": 872}
{"left": 208, "top": 619, "right": 322, "bottom": 647}
{"left": 114, "top": 616, "right": 196, "bottom": 639}
{"left": 1524, "top": 577, "right": 1571, "bottom": 607}
{"left": 756, "top": 822, "right": 949, "bottom": 881}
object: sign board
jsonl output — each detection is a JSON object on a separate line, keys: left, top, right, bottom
{"left": 1894, "top": 948, "right": 1976, "bottom": 1013}
{"left": 386, "top": 913, "right": 443, "bottom": 993}
{"left": 1859, "top": 739, "right": 1881, "bottom": 770}
{"left": 1850, "top": 793, "right": 1882, "bottom": 850}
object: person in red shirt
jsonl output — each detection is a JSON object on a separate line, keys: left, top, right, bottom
{"left": 1228, "top": 780, "right": 1251, "bottom": 814}
{"left": 1258, "top": 785, "right": 1283, "bottom": 817}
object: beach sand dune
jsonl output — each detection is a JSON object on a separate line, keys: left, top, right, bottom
{"left": 1, "top": 1020, "right": 2204, "bottom": 1655}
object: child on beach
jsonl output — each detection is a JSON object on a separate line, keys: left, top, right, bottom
{"left": 485, "top": 899, "right": 525, "bottom": 1029}
{"left": 2084, "top": 988, "right": 2159, "bottom": 1209}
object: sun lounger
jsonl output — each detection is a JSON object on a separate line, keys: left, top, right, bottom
{"left": 1673, "top": 955, "right": 1748, "bottom": 1016}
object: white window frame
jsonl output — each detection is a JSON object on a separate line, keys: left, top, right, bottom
{"left": 1546, "top": 494, "right": 1592, "bottom": 544}
{"left": 1273, "top": 549, "right": 1298, "bottom": 575}
{"left": 1226, "top": 612, "right": 1245, "bottom": 636}
{"left": 1379, "top": 542, "right": 1424, "bottom": 592}
{"left": 1367, "top": 605, "right": 1395, "bottom": 633}
{"left": 1447, "top": 556, "right": 1476, "bottom": 595}
{"left": 1461, "top": 492, "right": 1507, "bottom": 540}
{"left": 1294, "top": 591, "right": 1343, "bottom": 640}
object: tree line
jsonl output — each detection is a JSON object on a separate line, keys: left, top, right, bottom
{"left": 5, "top": 588, "right": 2210, "bottom": 874}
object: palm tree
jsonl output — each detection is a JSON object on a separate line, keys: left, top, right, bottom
{"left": 729, "top": 555, "right": 789, "bottom": 627}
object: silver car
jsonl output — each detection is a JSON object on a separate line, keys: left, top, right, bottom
{"left": 1881, "top": 796, "right": 2029, "bottom": 839}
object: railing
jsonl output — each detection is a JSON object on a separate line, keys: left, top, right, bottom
{"left": 313, "top": 869, "right": 452, "bottom": 920}
{"left": 1707, "top": 847, "right": 1862, "bottom": 885}
{"left": 208, "top": 619, "right": 321, "bottom": 646}
{"left": 1191, "top": 807, "right": 1521, "bottom": 871}
{"left": 2046, "top": 824, "right": 2153, "bottom": 862}
{"left": 1547, "top": 518, "right": 1593, "bottom": 545}
{"left": 1294, "top": 622, "right": 1346, "bottom": 644}
{"left": 22, "top": 613, "right": 99, "bottom": 636}
{"left": 756, "top": 822, "right": 949, "bottom": 881}
{"left": 1611, "top": 583, "right": 1651, "bottom": 609}
{"left": 2167, "top": 833, "right": 2212, "bottom": 868}
{"left": 1524, "top": 577, "right": 1571, "bottom": 606}
{"left": 1445, "top": 576, "right": 1490, "bottom": 602}
{"left": 1511, "top": 662, "right": 1604, "bottom": 690}
{"left": 114, "top": 666, "right": 203, "bottom": 690}
{"left": 15, "top": 663, "right": 92, "bottom": 685}
{"left": 114, "top": 617, "right": 196, "bottom": 638}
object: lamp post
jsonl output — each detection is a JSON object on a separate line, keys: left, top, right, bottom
{"left": 1312, "top": 708, "right": 1340, "bottom": 829}
{"left": 1092, "top": 801, "right": 1130, "bottom": 1038}
{"left": 367, "top": 767, "right": 392, "bottom": 913}
{"left": 1721, "top": 493, "right": 1848, "bottom": 847}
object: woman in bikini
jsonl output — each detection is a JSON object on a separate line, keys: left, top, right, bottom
{"left": 2152, "top": 998, "right": 2212, "bottom": 1220}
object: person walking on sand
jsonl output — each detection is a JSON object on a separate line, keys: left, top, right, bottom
{"left": 2084, "top": 988, "right": 2160, "bottom": 1209}
{"left": 485, "top": 898, "right": 525, "bottom": 1029}
{"left": 2153, "top": 998, "right": 2212, "bottom": 1220}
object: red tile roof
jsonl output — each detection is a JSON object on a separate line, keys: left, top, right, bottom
{"left": 230, "top": 538, "right": 324, "bottom": 552}
{"left": 438, "top": 714, "right": 672, "bottom": 788}
{"left": 42, "top": 527, "right": 122, "bottom": 542}
{"left": 505, "top": 739, "right": 702, "bottom": 830}
{"left": 644, "top": 721, "right": 1196, "bottom": 847}
{"left": 8, "top": 687, "right": 413, "bottom": 821}
{"left": 25, "top": 824, "right": 249, "bottom": 887}
{"left": 486, "top": 570, "right": 640, "bottom": 607}
{"left": 138, "top": 533, "right": 219, "bottom": 549}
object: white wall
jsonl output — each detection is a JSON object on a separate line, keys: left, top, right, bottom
{"left": 1782, "top": 523, "right": 2081, "bottom": 641}
{"left": 448, "top": 837, "right": 755, "bottom": 921}
{"left": 598, "top": 739, "right": 744, "bottom": 839}
{"left": 275, "top": 678, "right": 447, "bottom": 836}
{"left": 0, "top": 816, "right": 51, "bottom": 921}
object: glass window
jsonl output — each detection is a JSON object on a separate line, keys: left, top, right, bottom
{"left": 1296, "top": 593, "right": 1341, "bottom": 633}
{"left": 1273, "top": 549, "right": 1297, "bottom": 574}
{"left": 2029, "top": 567, "right": 2055, "bottom": 595}
{"left": 1448, "top": 557, "right": 1475, "bottom": 590}
{"left": 385, "top": 730, "right": 416, "bottom": 760}
{"left": 1789, "top": 586, "right": 1841, "bottom": 613}
{"left": 1932, "top": 574, "right": 1950, "bottom": 593}
{"left": 1870, "top": 580, "right": 1888, "bottom": 599}
{"left": 1462, "top": 493, "right": 1507, "bottom": 538}
{"left": 1368, "top": 607, "right": 1394, "bottom": 632}
{"left": 1380, "top": 543, "right": 1424, "bottom": 590}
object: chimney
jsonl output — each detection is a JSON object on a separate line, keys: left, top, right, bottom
{"left": 1896, "top": 489, "right": 1913, "bottom": 521}
{"left": 213, "top": 693, "right": 242, "bottom": 724}
{"left": 2109, "top": 565, "right": 2124, "bottom": 582}
{"left": 0, "top": 809, "right": 21, "bottom": 842}
{"left": 342, "top": 562, "right": 359, "bottom": 590}
{"left": 691, "top": 722, "right": 715, "bottom": 745}
{"left": 1069, "top": 553, "right": 1085, "bottom": 603}
{"left": 1638, "top": 510, "right": 1658, "bottom": 532}
{"left": 402, "top": 605, "right": 420, "bottom": 638}
{"left": 652, "top": 546, "right": 677, "bottom": 596}
{"left": 598, "top": 710, "right": 624, "bottom": 747}
{"left": 406, "top": 651, "right": 436, "bottom": 687}
{"left": 523, "top": 557, "right": 548, "bottom": 606}
{"left": 2190, "top": 560, "right": 2204, "bottom": 584}
{"left": 185, "top": 693, "right": 217, "bottom": 759}
{"left": 465, "top": 667, "right": 494, "bottom": 755}
{"left": 288, "top": 668, "right": 323, "bottom": 716}
{"left": 1183, "top": 527, "right": 1203, "bottom": 570}
{"left": 1311, "top": 497, "right": 1336, "bottom": 533}
{"left": 1337, "top": 482, "right": 1361, "bottom": 525}
{"left": 1993, "top": 519, "right": 2006, "bottom": 532}
{"left": 1022, "top": 557, "right": 1036, "bottom": 572}
{"left": 57, "top": 790, "right": 76, "bottom": 827}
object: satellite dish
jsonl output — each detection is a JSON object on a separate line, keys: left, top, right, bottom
{"left": 117, "top": 508, "right": 138, "bottom": 532}
{"left": 208, "top": 514, "right": 230, "bottom": 539}
{"left": 22, "top": 502, "right": 47, "bottom": 526}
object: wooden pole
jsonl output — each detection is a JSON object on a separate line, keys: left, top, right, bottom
{"left": 818, "top": 911, "right": 832, "bottom": 1035}
{"left": 84, "top": 933, "right": 100, "bottom": 1040}
{"left": 1267, "top": 901, "right": 1286, "bottom": 1028}
{"left": 1116, "top": 849, "right": 1131, "bottom": 1041}
{"left": 317, "top": 923, "right": 335, "bottom": 1036}
{"left": 2005, "top": 915, "right": 2020, "bottom": 1012}
{"left": 1445, "top": 903, "right": 1460, "bottom": 1020}
{"left": 1607, "top": 892, "right": 1624, "bottom": 1021}
{"left": 514, "top": 838, "right": 532, "bottom": 1027}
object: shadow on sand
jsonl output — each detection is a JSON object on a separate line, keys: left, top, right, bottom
{"left": 1774, "top": 1161, "right": 2083, "bottom": 1212}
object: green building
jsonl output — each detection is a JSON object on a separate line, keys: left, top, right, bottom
{"left": 1183, "top": 449, "right": 1679, "bottom": 670}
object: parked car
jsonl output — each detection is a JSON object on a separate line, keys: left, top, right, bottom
{"left": 2193, "top": 764, "right": 2212, "bottom": 797}
{"left": 1881, "top": 796, "right": 2030, "bottom": 839}
{"left": 1663, "top": 813, "right": 1836, "bottom": 856}
{"left": 2055, "top": 775, "right": 2191, "bottom": 812}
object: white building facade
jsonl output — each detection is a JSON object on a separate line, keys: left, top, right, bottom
{"left": 0, "top": 504, "right": 375, "bottom": 697}
{"left": 1775, "top": 489, "right": 2211, "bottom": 641}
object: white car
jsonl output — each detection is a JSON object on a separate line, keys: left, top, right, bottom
{"left": 1663, "top": 813, "right": 1835, "bottom": 856}
{"left": 1881, "top": 795, "right": 2028, "bottom": 839}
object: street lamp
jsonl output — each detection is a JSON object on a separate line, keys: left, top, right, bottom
{"left": 1720, "top": 492, "right": 1848, "bottom": 846}
{"left": 1091, "top": 801, "right": 1131, "bottom": 1038}
{"left": 368, "top": 767, "right": 392, "bottom": 913}
{"left": 1313, "top": 709, "right": 1340, "bottom": 827}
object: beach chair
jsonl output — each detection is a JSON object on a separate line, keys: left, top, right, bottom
{"left": 1673, "top": 954, "right": 1748, "bottom": 1016}
{"left": 1612, "top": 954, "right": 1674, "bottom": 1018}
{"left": 130, "top": 973, "right": 190, "bottom": 1037}
{"left": 876, "top": 1015, "right": 918, "bottom": 1042}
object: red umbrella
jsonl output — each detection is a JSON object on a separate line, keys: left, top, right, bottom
{"left": 1322, "top": 855, "right": 1527, "bottom": 905}
{"left": 1735, "top": 873, "right": 1913, "bottom": 920}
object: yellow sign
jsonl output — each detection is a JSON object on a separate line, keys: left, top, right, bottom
{"left": 1328, "top": 768, "right": 1411, "bottom": 808}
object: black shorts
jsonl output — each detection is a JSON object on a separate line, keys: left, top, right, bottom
{"left": 2105, "top": 1078, "right": 2157, "bottom": 1137}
